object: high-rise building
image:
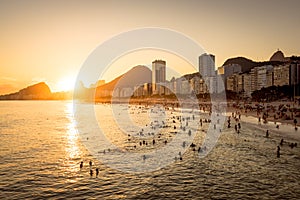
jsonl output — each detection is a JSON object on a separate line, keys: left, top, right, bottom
{"left": 274, "top": 64, "right": 289, "bottom": 86}
{"left": 199, "top": 53, "right": 216, "bottom": 77}
{"left": 289, "top": 61, "right": 300, "bottom": 97}
{"left": 152, "top": 60, "right": 166, "bottom": 94}
{"left": 199, "top": 53, "right": 217, "bottom": 93}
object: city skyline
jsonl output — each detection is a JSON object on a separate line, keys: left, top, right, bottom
{"left": 0, "top": 0, "right": 299, "bottom": 95}
{"left": 0, "top": 48, "right": 298, "bottom": 97}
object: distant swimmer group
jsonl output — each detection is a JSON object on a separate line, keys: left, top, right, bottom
{"left": 79, "top": 160, "right": 100, "bottom": 178}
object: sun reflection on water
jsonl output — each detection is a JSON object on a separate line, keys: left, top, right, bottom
{"left": 64, "top": 102, "right": 81, "bottom": 174}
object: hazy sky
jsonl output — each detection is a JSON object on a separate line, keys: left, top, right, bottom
{"left": 0, "top": 0, "right": 299, "bottom": 94}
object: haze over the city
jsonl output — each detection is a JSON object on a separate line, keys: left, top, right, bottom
{"left": 0, "top": 0, "right": 299, "bottom": 95}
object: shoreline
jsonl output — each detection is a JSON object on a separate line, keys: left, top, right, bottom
{"left": 226, "top": 105, "right": 300, "bottom": 141}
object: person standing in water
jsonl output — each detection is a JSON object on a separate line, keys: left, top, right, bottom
{"left": 277, "top": 146, "right": 281, "bottom": 158}
{"left": 96, "top": 168, "right": 99, "bottom": 177}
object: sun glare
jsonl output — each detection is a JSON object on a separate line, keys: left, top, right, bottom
{"left": 56, "top": 76, "right": 76, "bottom": 92}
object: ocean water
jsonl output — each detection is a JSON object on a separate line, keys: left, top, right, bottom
{"left": 0, "top": 101, "right": 300, "bottom": 199}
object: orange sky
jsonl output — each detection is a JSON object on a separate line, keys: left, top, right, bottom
{"left": 0, "top": 0, "right": 299, "bottom": 94}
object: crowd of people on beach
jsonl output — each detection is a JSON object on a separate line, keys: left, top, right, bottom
{"left": 229, "top": 102, "right": 299, "bottom": 159}
{"left": 80, "top": 102, "right": 299, "bottom": 176}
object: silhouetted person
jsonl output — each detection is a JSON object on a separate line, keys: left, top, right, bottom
{"left": 90, "top": 169, "right": 93, "bottom": 177}
{"left": 198, "top": 147, "right": 201, "bottom": 153}
{"left": 280, "top": 139, "right": 284, "bottom": 146}
{"left": 89, "top": 160, "right": 92, "bottom": 168}
{"left": 266, "top": 130, "right": 269, "bottom": 138}
{"left": 80, "top": 161, "right": 83, "bottom": 169}
{"left": 96, "top": 168, "right": 99, "bottom": 177}
{"left": 277, "top": 146, "right": 280, "bottom": 158}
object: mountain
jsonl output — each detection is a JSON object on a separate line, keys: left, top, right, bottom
{"left": 95, "top": 65, "right": 151, "bottom": 93}
{"left": 223, "top": 56, "right": 286, "bottom": 73}
{"left": 223, "top": 57, "right": 257, "bottom": 73}
{"left": 0, "top": 82, "right": 52, "bottom": 100}
{"left": 180, "top": 72, "right": 202, "bottom": 81}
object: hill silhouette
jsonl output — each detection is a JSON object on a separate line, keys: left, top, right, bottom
{"left": 96, "top": 65, "right": 152, "bottom": 92}
{"left": 0, "top": 82, "right": 52, "bottom": 100}
{"left": 223, "top": 57, "right": 285, "bottom": 73}
{"left": 223, "top": 57, "right": 257, "bottom": 73}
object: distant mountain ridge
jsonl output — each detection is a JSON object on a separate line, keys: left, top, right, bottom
{"left": 223, "top": 57, "right": 285, "bottom": 73}
{"left": 0, "top": 82, "right": 52, "bottom": 100}
{"left": 0, "top": 82, "right": 72, "bottom": 100}
{"left": 96, "top": 65, "right": 152, "bottom": 91}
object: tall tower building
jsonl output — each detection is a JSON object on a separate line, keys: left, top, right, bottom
{"left": 199, "top": 53, "right": 216, "bottom": 77}
{"left": 199, "top": 53, "right": 217, "bottom": 93}
{"left": 152, "top": 60, "right": 166, "bottom": 95}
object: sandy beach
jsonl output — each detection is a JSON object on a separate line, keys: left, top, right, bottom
{"left": 226, "top": 101, "right": 300, "bottom": 142}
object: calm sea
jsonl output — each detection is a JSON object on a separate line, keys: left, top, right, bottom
{"left": 0, "top": 101, "right": 300, "bottom": 199}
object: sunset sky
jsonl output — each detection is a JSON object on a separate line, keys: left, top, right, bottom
{"left": 0, "top": 0, "right": 299, "bottom": 94}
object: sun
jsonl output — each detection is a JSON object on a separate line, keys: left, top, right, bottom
{"left": 56, "top": 76, "right": 76, "bottom": 92}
